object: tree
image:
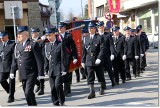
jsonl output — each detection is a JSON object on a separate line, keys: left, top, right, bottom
{"left": 83, "top": 4, "right": 88, "bottom": 19}
{"left": 67, "top": 9, "right": 75, "bottom": 21}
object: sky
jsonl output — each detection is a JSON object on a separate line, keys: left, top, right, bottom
{"left": 39, "top": 0, "right": 88, "bottom": 20}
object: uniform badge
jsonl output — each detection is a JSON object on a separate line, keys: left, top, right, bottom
{"left": 85, "top": 45, "right": 90, "bottom": 50}
{"left": 24, "top": 45, "right": 31, "bottom": 52}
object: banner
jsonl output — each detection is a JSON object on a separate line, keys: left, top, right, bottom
{"left": 69, "top": 29, "right": 82, "bottom": 72}
{"left": 108, "top": 0, "right": 120, "bottom": 13}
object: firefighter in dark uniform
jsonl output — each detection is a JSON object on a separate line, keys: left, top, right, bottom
{"left": 31, "top": 28, "right": 46, "bottom": 95}
{"left": 123, "top": 27, "right": 139, "bottom": 79}
{"left": 136, "top": 25, "right": 149, "bottom": 72}
{"left": 57, "top": 22, "right": 78, "bottom": 97}
{"left": 131, "top": 29, "right": 143, "bottom": 76}
{"left": 0, "top": 31, "right": 15, "bottom": 103}
{"left": 97, "top": 21, "right": 116, "bottom": 87}
{"left": 10, "top": 26, "right": 44, "bottom": 106}
{"left": 111, "top": 26, "right": 126, "bottom": 84}
{"left": 44, "top": 28, "right": 67, "bottom": 106}
{"left": 82, "top": 22, "right": 106, "bottom": 99}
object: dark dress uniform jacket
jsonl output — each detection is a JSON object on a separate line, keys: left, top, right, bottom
{"left": 82, "top": 34, "right": 104, "bottom": 66}
{"left": 11, "top": 39, "right": 44, "bottom": 80}
{"left": 102, "top": 32, "right": 115, "bottom": 57}
{"left": 113, "top": 34, "right": 125, "bottom": 57}
{"left": 124, "top": 36, "right": 138, "bottom": 58}
{"left": 59, "top": 32, "right": 77, "bottom": 61}
{"left": 0, "top": 41, "right": 15, "bottom": 73}
{"left": 45, "top": 42, "right": 67, "bottom": 77}
{"left": 140, "top": 32, "right": 149, "bottom": 52}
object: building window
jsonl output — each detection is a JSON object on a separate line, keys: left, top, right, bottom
{"left": 138, "top": 10, "right": 152, "bottom": 33}
{"left": 154, "top": 8, "right": 158, "bottom": 33}
{"left": 96, "top": 5, "right": 104, "bottom": 17}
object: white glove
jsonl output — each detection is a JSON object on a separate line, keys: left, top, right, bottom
{"left": 141, "top": 54, "right": 144, "bottom": 57}
{"left": 38, "top": 76, "right": 45, "bottom": 79}
{"left": 135, "top": 56, "right": 139, "bottom": 59}
{"left": 73, "top": 59, "right": 78, "bottom": 64}
{"left": 95, "top": 59, "right": 101, "bottom": 65}
{"left": 110, "top": 55, "right": 114, "bottom": 61}
{"left": 41, "top": 35, "right": 46, "bottom": 40}
{"left": 122, "top": 55, "right": 126, "bottom": 60}
{"left": 10, "top": 73, "right": 15, "bottom": 79}
{"left": 61, "top": 72, "right": 67, "bottom": 76}
{"left": 81, "top": 63, "right": 85, "bottom": 68}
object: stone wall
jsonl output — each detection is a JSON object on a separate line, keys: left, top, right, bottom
{"left": 28, "top": 2, "right": 43, "bottom": 36}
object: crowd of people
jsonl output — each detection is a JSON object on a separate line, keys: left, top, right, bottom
{"left": 0, "top": 21, "right": 149, "bottom": 106}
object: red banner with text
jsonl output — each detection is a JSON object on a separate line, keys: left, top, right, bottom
{"left": 108, "top": 0, "right": 120, "bottom": 13}
{"left": 69, "top": 29, "right": 82, "bottom": 72}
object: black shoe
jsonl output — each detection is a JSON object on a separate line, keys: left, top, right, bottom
{"left": 38, "top": 89, "right": 44, "bottom": 95}
{"left": 8, "top": 97, "right": 14, "bottom": 103}
{"left": 59, "top": 103, "right": 64, "bottom": 106}
{"left": 126, "top": 77, "right": 131, "bottom": 81}
{"left": 87, "top": 91, "right": 95, "bottom": 99}
{"left": 122, "top": 80, "right": 126, "bottom": 83}
{"left": 77, "top": 80, "right": 80, "bottom": 83}
{"left": 116, "top": 82, "right": 119, "bottom": 85}
{"left": 112, "top": 82, "right": 116, "bottom": 87}
{"left": 99, "top": 88, "right": 104, "bottom": 95}
{"left": 35, "top": 86, "right": 40, "bottom": 93}
{"left": 137, "top": 74, "right": 140, "bottom": 77}
{"left": 81, "top": 77, "right": 86, "bottom": 80}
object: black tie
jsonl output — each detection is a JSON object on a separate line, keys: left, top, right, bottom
{"left": 51, "top": 43, "right": 53, "bottom": 49}
{"left": 3, "top": 43, "right": 5, "bottom": 49}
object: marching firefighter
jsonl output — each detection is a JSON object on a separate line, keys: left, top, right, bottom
{"left": 0, "top": 31, "right": 15, "bottom": 103}
{"left": 97, "top": 21, "right": 116, "bottom": 87}
{"left": 31, "top": 28, "right": 47, "bottom": 95}
{"left": 123, "top": 27, "right": 138, "bottom": 79}
{"left": 111, "top": 26, "right": 126, "bottom": 84}
{"left": 57, "top": 22, "right": 78, "bottom": 97}
{"left": 136, "top": 25, "right": 149, "bottom": 72}
{"left": 10, "top": 26, "right": 44, "bottom": 106}
{"left": 44, "top": 28, "right": 67, "bottom": 106}
{"left": 81, "top": 22, "right": 106, "bottom": 99}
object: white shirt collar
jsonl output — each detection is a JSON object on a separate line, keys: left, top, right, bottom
{"left": 60, "top": 32, "right": 65, "bottom": 38}
{"left": 3, "top": 41, "right": 8, "bottom": 46}
{"left": 99, "top": 32, "right": 104, "bottom": 35}
{"left": 33, "top": 37, "right": 39, "bottom": 41}
{"left": 50, "top": 39, "right": 56, "bottom": 44}
{"left": 90, "top": 34, "right": 95, "bottom": 39}
{"left": 23, "top": 39, "right": 28, "bottom": 46}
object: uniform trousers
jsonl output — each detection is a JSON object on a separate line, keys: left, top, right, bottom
{"left": 49, "top": 75, "right": 65, "bottom": 105}
{"left": 125, "top": 58, "right": 136, "bottom": 78}
{"left": 22, "top": 75, "right": 37, "bottom": 106}
{"left": 112, "top": 56, "right": 126, "bottom": 83}
{"left": 86, "top": 65, "right": 105, "bottom": 84}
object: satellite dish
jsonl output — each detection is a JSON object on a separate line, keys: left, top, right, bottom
{"left": 50, "top": 14, "right": 57, "bottom": 26}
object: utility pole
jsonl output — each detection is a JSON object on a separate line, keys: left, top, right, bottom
{"left": 81, "top": 0, "right": 83, "bottom": 19}
{"left": 10, "top": 6, "right": 18, "bottom": 43}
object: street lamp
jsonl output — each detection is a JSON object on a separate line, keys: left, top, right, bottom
{"left": 10, "top": 6, "right": 18, "bottom": 43}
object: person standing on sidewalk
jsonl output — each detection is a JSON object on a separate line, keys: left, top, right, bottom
{"left": 0, "top": 31, "right": 15, "bottom": 103}
{"left": 10, "top": 26, "right": 44, "bottom": 106}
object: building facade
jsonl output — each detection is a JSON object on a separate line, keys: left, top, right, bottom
{"left": 119, "top": 0, "right": 158, "bottom": 41}
{"left": 0, "top": 0, "right": 53, "bottom": 40}
{"left": 88, "top": 0, "right": 121, "bottom": 28}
